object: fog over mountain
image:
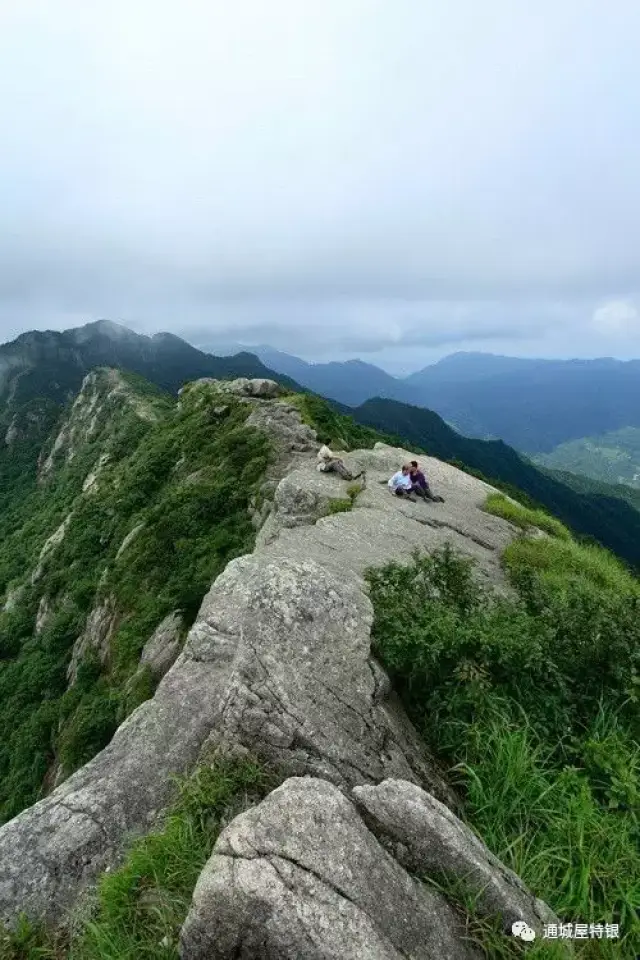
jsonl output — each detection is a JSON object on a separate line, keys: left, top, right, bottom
{"left": 2, "top": 2, "right": 640, "bottom": 370}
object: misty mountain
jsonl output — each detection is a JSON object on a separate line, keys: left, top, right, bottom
{"left": 234, "top": 346, "right": 640, "bottom": 453}
{"left": 405, "top": 354, "right": 640, "bottom": 450}
{"left": 0, "top": 320, "right": 300, "bottom": 411}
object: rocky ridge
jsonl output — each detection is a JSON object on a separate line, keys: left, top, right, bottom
{"left": 0, "top": 379, "right": 553, "bottom": 957}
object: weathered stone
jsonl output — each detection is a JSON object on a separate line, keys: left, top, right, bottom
{"left": 3, "top": 583, "right": 25, "bottom": 613}
{"left": 139, "top": 611, "right": 183, "bottom": 679}
{"left": 115, "top": 522, "right": 145, "bottom": 560}
{"left": 4, "top": 415, "right": 19, "bottom": 446}
{"left": 195, "top": 554, "right": 451, "bottom": 804}
{"left": 82, "top": 452, "right": 110, "bottom": 494}
{"left": 31, "top": 513, "right": 73, "bottom": 584}
{"left": 0, "top": 656, "right": 226, "bottom": 926}
{"left": 67, "top": 596, "right": 119, "bottom": 684}
{"left": 35, "top": 595, "right": 52, "bottom": 635}
{"left": 353, "top": 779, "right": 557, "bottom": 935}
{"left": 179, "top": 777, "right": 480, "bottom": 960}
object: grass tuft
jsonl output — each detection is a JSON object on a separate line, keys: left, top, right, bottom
{"left": 484, "top": 492, "right": 571, "bottom": 540}
{"left": 0, "top": 758, "right": 275, "bottom": 960}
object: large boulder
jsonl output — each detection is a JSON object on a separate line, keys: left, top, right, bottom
{"left": 179, "top": 777, "right": 480, "bottom": 960}
{"left": 66, "top": 595, "right": 119, "bottom": 684}
{"left": 353, "top": 779, "right": 557, "bottom": 935}
{"left": 193, "top": 553, "right": 452, "bottom": 803}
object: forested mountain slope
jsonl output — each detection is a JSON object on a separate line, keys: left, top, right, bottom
{"left": 0, "top": 370, "right": 276, "bottom": 821}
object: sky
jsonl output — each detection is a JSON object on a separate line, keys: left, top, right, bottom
{"left": 2, "top": 1, "right": 640, "bottom": 374}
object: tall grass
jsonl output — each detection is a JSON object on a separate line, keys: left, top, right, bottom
{"left": 1, "top": 758, "right": 273, "bottom": 960}
{"left": 484, "top": 492, "right": 571, "bottom": 540}
{"left": 367, "top": 542, "right": 640, "bottom": 957}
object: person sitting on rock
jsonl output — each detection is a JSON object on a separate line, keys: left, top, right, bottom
{"left": 316, "top": 445, "right": 363, "bottom": 481}
{"left": 409, "top": 460, "right": 445, "bottom": 503}
{"left": 388, "top": 464, "right": 416, "bottom": 499}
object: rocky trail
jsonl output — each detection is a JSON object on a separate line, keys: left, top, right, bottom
{"left": 0, "top": 381, "right": 554, "bottom": 958}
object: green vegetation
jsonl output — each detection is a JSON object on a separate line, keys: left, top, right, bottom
{"left": 534, "top": 426, "right": 640, "bottom": 490}
{"left": 325, "top": 497, "right": 353, "bottom": 515}
{"left": 367, "top": 537, "right": 640, "bottom": 957}
{"left": 539, "top": 464, "right": 640, "bottom": 515}
{"left": 0, "top": 376, "right": 272, "bottom": 822}
{"left": 285, "top": 391, "right": 395, "bottom": 452}
{"left": 324, "top": 483, "right": 364, "bottom": 516}
{"left": 484, "top": 492, "right": 571, "bottom": 539}
{"left": 0, "top": 757, "right": 274, "bottom": 960}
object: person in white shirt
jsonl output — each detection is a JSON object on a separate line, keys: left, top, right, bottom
{"left": 388, "top": 464, "right": 415, "bottom": 498}
{"left": 316, "top": 445, "right": 363, "bottom": 481}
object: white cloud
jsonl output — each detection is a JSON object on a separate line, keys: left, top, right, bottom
{"left": 1, "top": 1, "right": 640, "bottom": 363}
{"left": 592, "top": 299, "right": 640, "bottom": 334}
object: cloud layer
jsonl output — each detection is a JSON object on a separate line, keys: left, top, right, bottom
{"left": 2, "top": 1, "right": 640, "bottom": 369}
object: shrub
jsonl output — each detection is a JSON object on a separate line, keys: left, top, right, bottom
{"left": 367, "top": 545, "right": 640, "bottom": 956}
{"left": 325, "top": 497, "right": 353, "bottom": 515}
{"left": 71, "top": 758, "right": 274, "bottom": 960}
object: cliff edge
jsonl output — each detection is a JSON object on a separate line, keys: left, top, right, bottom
{"left": 0, "top": 381, "right": 554, "bottom": 957}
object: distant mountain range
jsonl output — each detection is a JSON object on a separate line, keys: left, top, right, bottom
{"left": 203, "top": 342, "right": 640, "bottom": 456}
{"left": 533, "top": 426, "right": 640, "bottom": 489}
{"left": 0, "top": 320, "right": 300, "bottom": 410}
{"left": 3, "top": 320, "right": 640, "bottom": 567}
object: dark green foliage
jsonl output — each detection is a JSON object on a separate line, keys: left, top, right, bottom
{"left": 367, "top": 543, "right": 640, "bottom": 955}
{"left": 0, "top": 376, "right": 272, "bottom": 821}
{"left": 58, "top": 687, "right": 119, "bottom": 774}
{"left": 540, "top": 464, "right": 640, "bottom": 514}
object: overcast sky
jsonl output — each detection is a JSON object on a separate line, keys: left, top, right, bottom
{"left": 2, "top": 1, "right": 640, "bottom": 373}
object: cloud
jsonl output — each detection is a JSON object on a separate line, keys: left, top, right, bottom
{"left": 592, "top": 299, "right": 640, "bottom": 335}
{"left": 1, "top": 1, "right": 640, "bottom": 365}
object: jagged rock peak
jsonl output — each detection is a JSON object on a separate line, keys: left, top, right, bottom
{"left": 38, "top": 367, "right": 159, "bottom": 481}
{"left": 179, "top": 376, "right": 286, "bottom": 400}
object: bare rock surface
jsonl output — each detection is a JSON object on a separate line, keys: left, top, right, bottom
{"left": 353, "top": 779, "right": 557, "bottom": 935}
{"left": 0, "top": 386, "right": 528, "bottom": 935}
{"left": 139, "top": 610, "right": 184, "bottom": 679}
{"left": 179, "top": 777, "right": 480, "bottom": 960}
{"left": 67, "top": 595, "right": 119, "bottom": 684}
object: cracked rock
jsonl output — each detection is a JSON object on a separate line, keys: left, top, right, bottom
{"left": 353, "top": 779, "right": 557, "bottom": 935}
{"left": 179, "top": 777, "right": 481, "bottom": 960}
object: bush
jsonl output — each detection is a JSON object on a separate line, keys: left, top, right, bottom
{"left": 484, "top": 492, "right": 571, "bottom": 540}
{"left": 325, "top": 497, "right": 353, "bottom": 515}
{"left": 58, "top": 689, "right": 119, "bottom": 776}
{"left": 367, "top": 545, "right": 640, "bottom": 956}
